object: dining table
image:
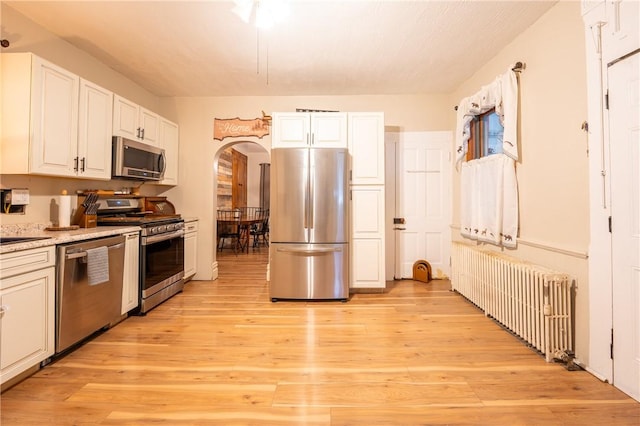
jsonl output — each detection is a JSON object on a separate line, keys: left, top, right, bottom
{"left": 217, "top": 210, "right": 265, "bottom": 253}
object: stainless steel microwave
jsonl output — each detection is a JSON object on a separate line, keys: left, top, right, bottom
{"left": 112, "top": 136, "right": 166, "bottom": 181}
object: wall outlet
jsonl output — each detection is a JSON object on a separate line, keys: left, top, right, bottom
{"left": 1, "top": 188, "right": 29, "bottom": 214}
{"left": 10, "top": 189, "right": 30, "bottom": 205}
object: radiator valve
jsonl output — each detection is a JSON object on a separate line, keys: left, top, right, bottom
{"left": 553, "top": 350, "right": 581, "bottom": 371}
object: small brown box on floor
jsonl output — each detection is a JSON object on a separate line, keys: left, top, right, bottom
{"left": 413, "top": 260, "right": 432, "bottom": 283}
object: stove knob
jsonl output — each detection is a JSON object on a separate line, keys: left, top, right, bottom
{"left": 167, "top": 224, "right": 175, "bottom": 231}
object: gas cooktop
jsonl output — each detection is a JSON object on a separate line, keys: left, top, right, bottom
{"left": 98, "top": 215, "right": 181, "bottom": 226}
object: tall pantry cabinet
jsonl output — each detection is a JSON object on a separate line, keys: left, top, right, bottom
{"left": 348, "top": 112, "right": 386, "bottom": 290}
{"left": 271, "top": 112, "right": 386, "bottom": 290}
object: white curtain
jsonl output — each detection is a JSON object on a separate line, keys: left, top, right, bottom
{"left": 457, "top": 65, "right": 520, "bottom": 248}
{"left": 460, "top": 154, "right": 518, "bottom": 248}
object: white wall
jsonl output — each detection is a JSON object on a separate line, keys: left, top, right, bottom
{"left": 448, "top": 2, "right": 591, "bottom": 364}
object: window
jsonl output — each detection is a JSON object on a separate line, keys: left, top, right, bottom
{"left": 466, "top": 109, "right": 504, "bottom": 161}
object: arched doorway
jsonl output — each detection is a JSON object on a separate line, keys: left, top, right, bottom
{"left": 213, "top": 140, "right": 270, "bottom": 279}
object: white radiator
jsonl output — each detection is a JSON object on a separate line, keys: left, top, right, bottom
{"left": 451, "top": 241, "right": 574, "bottom": 362}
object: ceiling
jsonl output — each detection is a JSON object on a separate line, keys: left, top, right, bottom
{"left": 4, "top": 1, "right": 557, "bottom": 98}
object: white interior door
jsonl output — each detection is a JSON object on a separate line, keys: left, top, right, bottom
{"left": 397, "top": 131, "right": 452, "bottom": 279}
{"left": 609, "top": 50, "right": 640, "bottom": 402}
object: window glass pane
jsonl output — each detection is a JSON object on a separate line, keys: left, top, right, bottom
{"left": 482, "top": 111, "right": 503, "bottom": 156}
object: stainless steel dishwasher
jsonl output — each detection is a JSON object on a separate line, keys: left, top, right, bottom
{"left": 56, "top": 235, "right": 125, "bottom": 354}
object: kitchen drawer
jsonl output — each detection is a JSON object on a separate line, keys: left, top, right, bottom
{"left": 0, "top": 246, "right": 55, "bottom": 282}
{"left": 185, "top": 220, "right": 198, "bottom": 233}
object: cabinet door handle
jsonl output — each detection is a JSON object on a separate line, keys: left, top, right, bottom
{"left": 141, "top": 128, "right": 145, "bottom": 140}
{"left": 0, "top": 305, "right": 7, "bottom": 318}
{"left": 73, "top": 157, "right": 79, "bottom": 172}
{"left": 80, "top": 157, "right": 86, "bottom": 172}
{"left": 137, "top": 127, "right": 141, "bottom": 138}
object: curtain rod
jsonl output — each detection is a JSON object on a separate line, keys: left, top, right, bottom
{"left": 454, "top": 61, "right": 525, "bottom": 111}
{"left": 512, "top": 61, "right": 525, "bottom": 73}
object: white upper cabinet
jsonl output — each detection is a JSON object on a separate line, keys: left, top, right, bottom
{"left": 1, "top": 53, "right": 112, "bottom": 179}
{"left": 311, "top": 113, "right": 348, "bottom": 147}
{"left": 272, "top": 112, "right": 347, "bottom": 148}
{"left": 113, "top": 95, "right": 159, "bottom": 145}
{"left": 29, "top": 57, "right": 79, "bottom": 177}
{"left": 158, "top": 118, "right": 179, "bottom": 185}
{"left": 348, "top": 112, "right": 385, "bottom": 185}
{"left": 78, "top": 79, "right": 113, "bottom": 179}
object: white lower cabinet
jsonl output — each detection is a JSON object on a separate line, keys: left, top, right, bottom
{"left": 184, "top": 219, "right": 198, "bottom": 281}
{"left": 121, "top": 232, "right": 140, "bottom": 315}
{"left": 351, "top": 239, "right": 385, "bottom": 288}
{"left": 350, "top": 186, "right": 385, "bottom": 289}
{"left": 0, "top": 246, "right": 55, "bottom": 386}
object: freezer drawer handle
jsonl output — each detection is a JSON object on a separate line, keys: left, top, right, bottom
{"left": 64, "top": 242, "right": 124, "bottom": 260}
{"left": 276, "top": 247, "right": 342, "bottom": 254}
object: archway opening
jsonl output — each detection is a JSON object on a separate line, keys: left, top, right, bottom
{"left": 213, "top": 140, "right": 270, "bottom": 278}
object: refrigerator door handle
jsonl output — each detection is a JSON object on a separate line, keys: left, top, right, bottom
{"left": 309, "top": 160, "right": 314, "bottom": 230}
{"left": 276, "top": 247, "right": 343, "bottom": 254}
{"left": 303, "top": 149, "right": 309, "bottom": 233}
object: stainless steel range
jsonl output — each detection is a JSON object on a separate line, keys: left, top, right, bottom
{"left": 95, "top": 196, "right": 184, "bottom": 314}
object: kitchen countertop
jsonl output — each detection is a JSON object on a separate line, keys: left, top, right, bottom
{"left": 0, "top": 225, "right": 141, "bottom": 254}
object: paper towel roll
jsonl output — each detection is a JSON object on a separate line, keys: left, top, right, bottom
{"left": 59, "top": 192, "right": 71, "bottom": 227}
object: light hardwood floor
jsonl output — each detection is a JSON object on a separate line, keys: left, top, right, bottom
{"left": 1, "top": 248, "right": 639, "bottom": 425}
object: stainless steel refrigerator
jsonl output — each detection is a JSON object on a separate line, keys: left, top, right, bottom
{"left": 269, "top": 147, "right": 349, "bottom": 301}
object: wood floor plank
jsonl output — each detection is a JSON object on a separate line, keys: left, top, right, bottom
{"left": 1, "top": 249, "right": 638, "bottom": 425}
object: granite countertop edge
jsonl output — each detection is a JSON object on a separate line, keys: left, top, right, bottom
{"left": 0, "top": 225, "right": 141, "bottom": 254}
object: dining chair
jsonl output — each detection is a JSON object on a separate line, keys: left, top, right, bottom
{"left": 216, "top": 209, "right": 242, "bottom": 254}
{"left": 250, "top": 209, "right": 269, "bottom": 248}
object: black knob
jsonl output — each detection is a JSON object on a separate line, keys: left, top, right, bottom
{"left": 0, "top": 40, "right": 9, "bottom": 48}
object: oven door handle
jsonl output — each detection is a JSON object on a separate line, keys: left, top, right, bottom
{"left": 142, "top": 229, "right": 184, "bottom": 245}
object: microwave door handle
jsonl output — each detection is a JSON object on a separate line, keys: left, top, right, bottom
{"left": 159, "top": 151, "right": 166, "bottom": 175}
